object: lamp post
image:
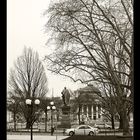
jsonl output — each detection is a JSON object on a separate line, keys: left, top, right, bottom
{"left": 47, "top": 101, "right": 56, "bottom": 129}
{"left": 25, "top": 99, "right": 40, "bottom": 140}
{"left": 44, "top": 110, "right": 49, "bottom": 132}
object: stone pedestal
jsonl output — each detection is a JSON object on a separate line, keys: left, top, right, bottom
{"left": 59, "top": 105, "right": 71, "bottom": 128}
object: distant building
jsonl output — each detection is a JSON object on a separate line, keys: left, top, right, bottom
{"left": 72, "top": 84, "right": 133, "bottom": 124}
{"left": 73, "top": 84, "right": 103, "bottom": 123}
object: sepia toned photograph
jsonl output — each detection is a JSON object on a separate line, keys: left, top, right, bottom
{"left": 7, "top": 0, "right": 133, "bottom": 140}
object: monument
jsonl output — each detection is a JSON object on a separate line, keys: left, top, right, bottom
{"left": 60, "top": 87, "right": 71, "bottom": 128}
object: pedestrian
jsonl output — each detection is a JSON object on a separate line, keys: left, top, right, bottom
{"left": 63, "top": 129, "right": 65, "bottom": 135}
{"left": 51, "top": 126, "right": 54, "bottom": 135}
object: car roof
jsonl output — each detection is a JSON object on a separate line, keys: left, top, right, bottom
{"left": 78, "top": 125, "right": 92, "bottom": 127}
{"left": 78, "top": 125, "right": 88, "bottom": 126}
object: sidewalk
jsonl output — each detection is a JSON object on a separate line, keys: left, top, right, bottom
{"left": 7, "top": 134, "right": 69, "bottom": 140}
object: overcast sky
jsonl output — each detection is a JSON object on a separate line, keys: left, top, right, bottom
{"left": 7, "top": 0, "right": 85, "bottom": 97}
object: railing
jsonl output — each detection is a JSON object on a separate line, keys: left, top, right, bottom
{"left": 7, "top": 122, "right": 133, "bottom": 136}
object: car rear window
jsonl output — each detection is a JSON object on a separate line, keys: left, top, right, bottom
{"left": 79, "top": 126, "right": 85, "bottom": 129}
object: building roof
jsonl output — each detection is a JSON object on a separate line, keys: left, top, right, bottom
{"left": 76, "top": 84, "right": 101, "bottom": 104}
{"left": 77, "top": 84, "right": 100, "bottom": 94}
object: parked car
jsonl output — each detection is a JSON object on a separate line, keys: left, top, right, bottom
{"left": 94, "top": 123, "right": 112, "bottom": 129}
{"left": 65, "top": 125, "right": 99, "bottom": 136}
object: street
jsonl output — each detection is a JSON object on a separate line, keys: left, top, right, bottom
{"left": 7, "top": 134, "right": 69, "bottom": 140}
{"left": 7, "top": 131, "right": 125, "bottom": 140}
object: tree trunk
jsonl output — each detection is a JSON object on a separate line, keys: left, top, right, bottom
{"left": 119, "top": 114, "right": 123, "bottom": 129}
{"left": 122, "top": 111, "right": 131, "bottom": 135}
{"left": 13, "top": 113, "right": 16, "bottom": 131}
{"left": 78, "top": 112, "right": 80, "bottom": 125}
{"left": 57, "top": 112, "right": 59, "bottom": 121}
{"left": 78, "top": 106, "right": 81, "bottom": 125}
{"left": 119, "top": 110, "right": 131, "bottom": 135}
{"left": 111, "top": 114, "right": 115, "bottom": 129}
{"left": 45, "top": 111, "right": 47, "bottom": 132}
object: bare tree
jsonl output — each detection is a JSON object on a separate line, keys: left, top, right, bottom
{"left": 8, "top": 47, "right": 48, "bottom": 129}
{"left": 53, "top": 97, "right": 63, "bottom": 121}
{"left": 70, "top": 91, "right": 83, "bottom": 125}
{"left": 44, "top": 0, "right": 133, "bottom": 135}
{"left": 7, "top": 95, "right": 22, "bottom": 131}
{"left": 98, "top": 87, "right": 117, "bottom": 129}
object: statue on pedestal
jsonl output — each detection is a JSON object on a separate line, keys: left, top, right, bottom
{"left": 59, "top": 87, "right": 71, "bottom": 128}
{"left": 61, "top": 87, "right": 70, "bottom": 106}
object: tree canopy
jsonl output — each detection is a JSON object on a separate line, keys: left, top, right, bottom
{"left": 8, "top": 47, "right": 48, "bottom": 128}
{"left": 44, "top": 0, "right": 133, "bottom": 135}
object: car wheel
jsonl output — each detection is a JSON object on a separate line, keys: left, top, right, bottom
{"left": 69, "top": 131, "right": 74, "bottom": 136}
{"left": 89, "top": 131, "right": 94, "bottom": 136}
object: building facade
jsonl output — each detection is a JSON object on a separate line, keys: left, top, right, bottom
{"left": 73, "top": 84, "right": 103, "bottom": 123}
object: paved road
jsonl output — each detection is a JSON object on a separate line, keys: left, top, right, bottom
{"left": 7, "top": 135, "right": 69, "bottom": 140}
{"left": 7, "top": 132, "right": 124, "bottom": 140}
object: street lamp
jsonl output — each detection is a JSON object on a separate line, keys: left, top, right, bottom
{"left": 25, "top": 99, "right": 40, "bottom": 140}
{"left": 47, "top": 101, "right": 56, "bottom": 129}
